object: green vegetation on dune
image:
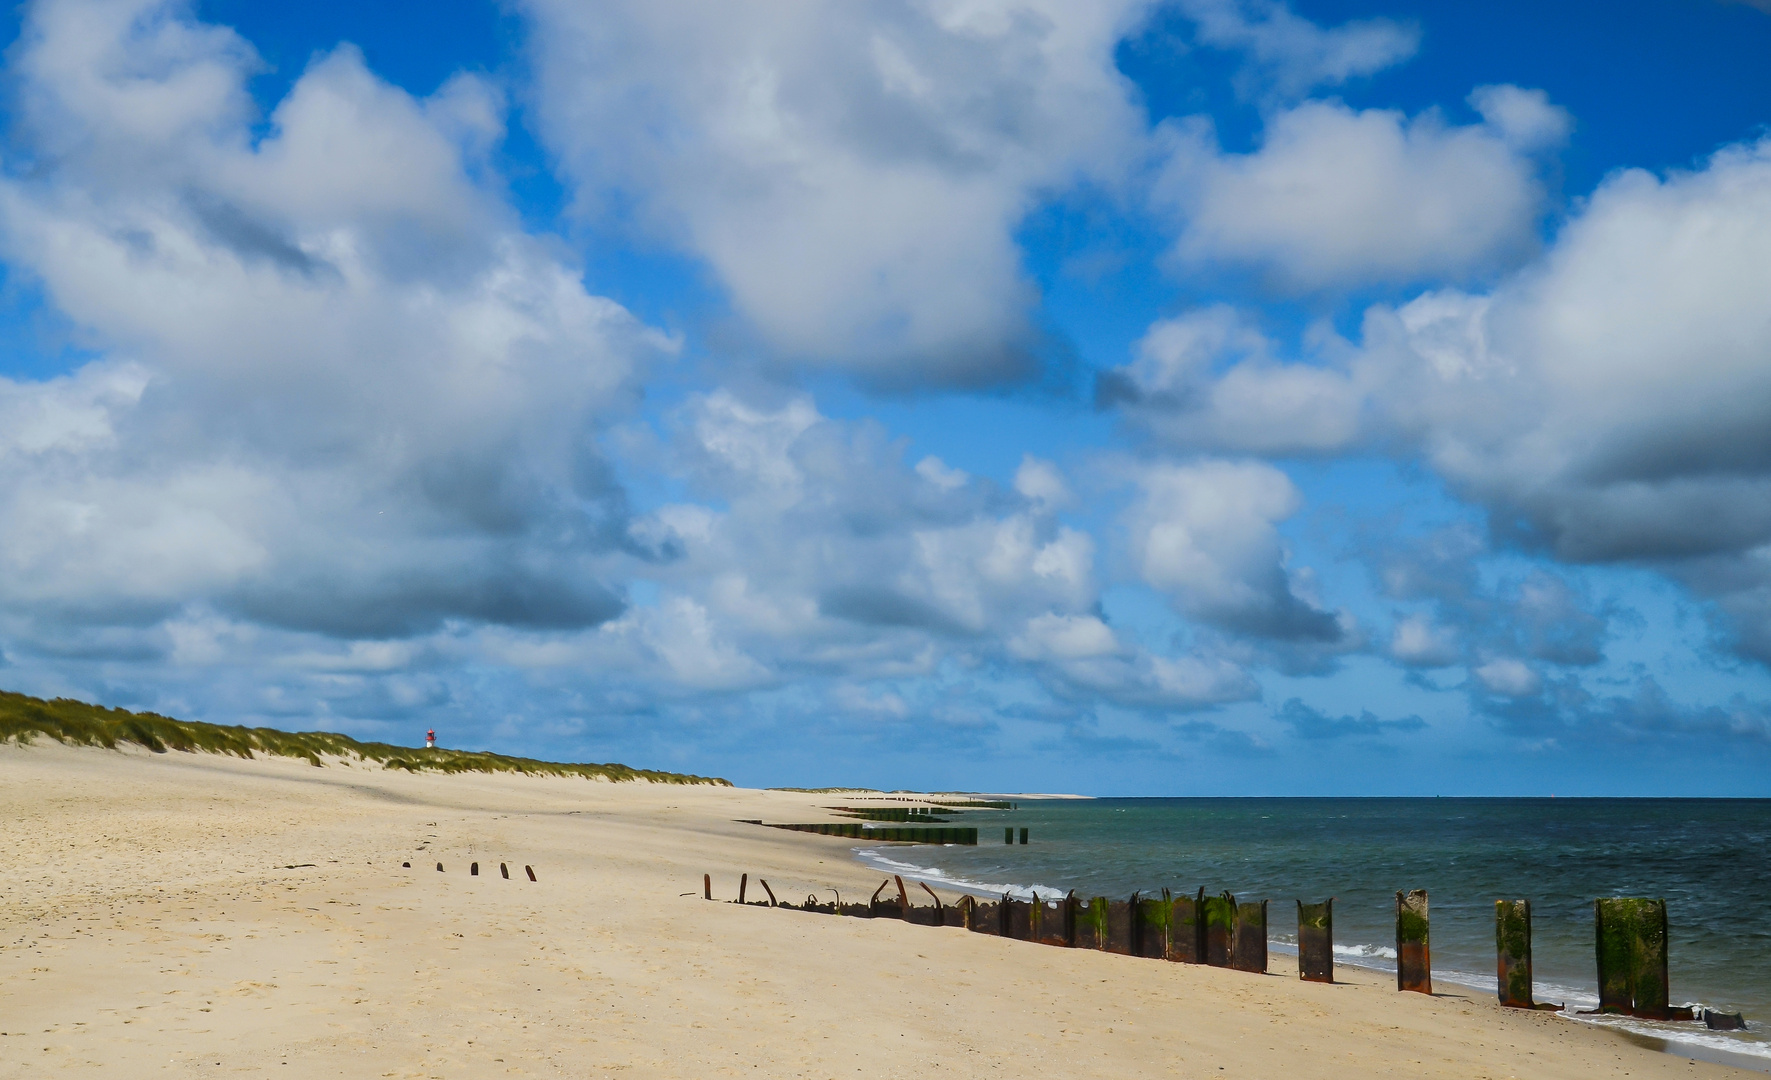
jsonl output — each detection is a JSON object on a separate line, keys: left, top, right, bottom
{"left": 0, "top": 689, "right": 729, "bottom": 785}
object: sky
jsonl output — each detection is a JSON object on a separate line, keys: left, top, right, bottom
{"left": 2, "top": 0, "right": 1770, "bottom": 795}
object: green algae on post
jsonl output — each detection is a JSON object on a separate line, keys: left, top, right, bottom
{"left": 1596, "top": 897, "right": 1674, "bottom": 1018}
{"left": 1170, "top": 887, "right": 1205, "bottom": 964}
{"left": 1135, "top": 890, "right": 1172, "bottom": 959}
{"left": 1396, "top": 889, "right": 1431, "bottom": 994}
{"left": 1202, "top": 891, "right": 1236, "bottom": 967}
{"left": 1076, "top": 896, "right": 1111, "bottom": 951}
{"left": 1297, "top": 899, "right": 1333, "bottom": 983}
{"left": 1594, "top": 898, "right": 1642, "bottom": 1013}
{"left": 1496, "top": 899, "right": 1534, "bottom": 1008}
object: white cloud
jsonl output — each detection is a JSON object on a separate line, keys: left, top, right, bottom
{"left": 1013, "top": 455, "right": 1073, "bottom": 509}
{"left": 1389, "top": 614, "right": 1460, "bottom": 667}
{"left": 1009, "top": 613, "right": 1258, "bottom": 709}
{"left": 1124, "top": 459, "right": 1342, "bottom": 641}
{"left": 1474, "top": 657, "right": 1541, "bottom": 698}
{"left": 1174, "top": 0, "right": 1419, "bottom": 101}
{"left": 1101, "top": 305, "right": 1363, "bottom": 453}
{"left": 1156, "top": 89, "right": 1567, "bottom": 290}
{"left": 1115, "top": 132, "right": 1771, "bottom": 663}
{"left": 522, "top": 0, "right": 1153, "bottom": 384}
{"left": 0, "top": 0, "right": 672, "bottom": 644}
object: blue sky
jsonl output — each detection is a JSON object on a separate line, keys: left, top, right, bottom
{"left": 2, "top": 0, "right": 1770, "bottom": 795}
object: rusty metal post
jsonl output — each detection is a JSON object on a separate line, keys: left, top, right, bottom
{"left": 1005, "top": 827, "right": 1014, "bottom": 845}
{"left": 1105, "top": 896, "right": 1135, "bottom": 954}
{"left": 739, "top": 874, "right": 748, "bottom": 904}
{"left": 1231, "top": 899, "right": 1268, "bottom": 973}
{"left": 471, "top": 862, "right": 479, "bottom": 876}
{"left": 1297, "top": 899, "right": 1333, "bottom": 983}
{"left": 501, "top": 863, "right": 509, "bottom": 879}
{"left": 525, "top": 865, "right": 536, "bottom": 882}
{"left": 1019, "top": 828, "right": 1028, "bottom": 845}
{"left": 436, "top": 862, "right": 444, "bottom": 872}
{"left": 1496, "top": 899, "right": 1533, "bottom": 1007}
{"left": 1075, "top": 896, "right": 1110, "bottom": 950}
{"left": 1030, "top": 892, "right": 1069, "bottom": 947}
{"left": 919, "top": 881, "right": 944, "bottom": 913}
{"left": 1005, "top": 895, "right": 1033, "bottom": 939}
{"left": 958, "top": 894, "right": 977, "bottom": 931}
{"left": 1202, "top": 892, "right": 1235, "bottom": 967}
{"left": 1397, "top": 890, "right": 1431, "bottom": 994}
{"left": 704, "top": 874, "right": 711, "bottom": 900}
{"left": 895, "top": 875, "right": 912, "bottom": 920}
{"left": 760, "top": 879, "right": 778, "bottom": 907}
{"left": 1169, "top": 887, "right": 1204, "bottom": 963}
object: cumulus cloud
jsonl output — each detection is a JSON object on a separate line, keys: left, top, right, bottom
{"left": 1112, "top": 129, "right": 1771, "bottom": 666}
{"left": 1008, "top": 612, "right": 1258, "bottom": 709}
{"left": 1097, "top": 305, "right": 1364, "bottom": 454}
{"left": 1173, "top": 0, "right": 1419, "bottom": 101}
{"left": 1388, "top": 614, "right": 1460, "bottom": 668}
{"left": 602, "top": 392, "right": 1261, "bottom": 712}
{"left": 0, "top": 0, "right": 672, "bottom": 650}
{"left": 1155, "top": 88, "right": 1568, "bottom": 291}
{"left": 1123, "top": 459, "right": 1343, "bottom": 641}
{"left": 521, "top": 0, "right": 1152, "bottom": 384}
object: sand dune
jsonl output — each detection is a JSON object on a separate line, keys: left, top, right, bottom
{"left": 0, "top": 740, "right": 1754, "bottom": 1078}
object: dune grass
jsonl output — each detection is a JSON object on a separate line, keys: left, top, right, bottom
{"left": 0, "top": 689, "right": 729, "bottom": 785}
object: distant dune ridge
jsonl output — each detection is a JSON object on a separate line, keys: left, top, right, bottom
{"left": 0, "top": 688, "right": 729, "bottom": 785}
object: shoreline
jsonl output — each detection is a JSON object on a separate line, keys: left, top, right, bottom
{"left": 851, "top": 835, "right": 1771, "bottom": 1075}
{"left": 2, "top": 740, "right": 1760, "bottom": 1079}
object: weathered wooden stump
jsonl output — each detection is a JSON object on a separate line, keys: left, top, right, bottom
{"left": 1298, "top": 899, "right": 1333, "bottom": 983}
{"left": 1397, "top": 890, "right": 1431, "bottom": 994}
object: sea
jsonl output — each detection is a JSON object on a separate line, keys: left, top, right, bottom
{"left": 853, "top": 797, "right": 1771, "bottom": 1070}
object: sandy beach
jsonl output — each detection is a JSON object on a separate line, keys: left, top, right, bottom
{"left": 0, "top": 740, "right": 1755, "bottom": 1079}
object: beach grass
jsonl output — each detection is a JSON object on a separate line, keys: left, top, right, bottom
{"left": 0, "top": 689, "right": 729, "bottom": 785}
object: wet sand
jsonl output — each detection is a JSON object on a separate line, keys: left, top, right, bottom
{"left": 0, "top": 739, "right": 1755, "bottom": 1078}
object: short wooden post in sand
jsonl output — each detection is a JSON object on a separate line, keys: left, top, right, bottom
{"left": 1297, "top": 899, "right": 1333, "bottom": 983}
{"left": 1397, "top": 890, "right": 1431, "bottom": 994}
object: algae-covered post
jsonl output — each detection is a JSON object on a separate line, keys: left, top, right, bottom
{"left": 1033, "top": 892, "right": 1075, "bottom": 947}
{"left": 1076, "top": 896, "right": 1111, "bottom": 951}
{"left": 1496, "top": 899, "right": 1534, "bottom": 1008}
{"left": 1170, "top": 887, "right": 1204, "bottom": 963}
{"left": 1594, "top": 897, "right": 1673, "bottom": 1018}
{"left": 1396, "top": 890, "right": 1431, "bottom": 994}
{"left": 1202, "top": 892, "right": 1236, "bottom": 967}
{"left": 1630, "top": 898, "right": 1671, "bottom": 1019}
{"left": 1230, "top": 899, "right": 1268, "bottom": 974}
{"left": 1297, "top": 899, "right": 1333, "bottom": 983}
{"left": 1134, "top": 890, "right": 1171, "bottom": 960}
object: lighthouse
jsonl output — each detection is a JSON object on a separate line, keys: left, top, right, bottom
{"left": 425, "top": 728, "right": 436, "bottom": 749}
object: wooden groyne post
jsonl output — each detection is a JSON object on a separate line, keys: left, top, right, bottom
{"left": 1496, "top": 899, "right": 1534, "bottom": 1008}
{"left": 1396, "top": 890, "right": 1431, "bottom": 994}
{"left": 1297, "top": 899, "right": 1333, "bottom": 983}
{"left": 1230, "top": 899, "right": 1268, "bottom": 973}
{"left": 1595, "top": 897, "right": 1673, "bottom": 1018}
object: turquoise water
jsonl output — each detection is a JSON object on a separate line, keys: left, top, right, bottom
{"left": 854, "top": 798, "right": 1771, "bottom": 1065}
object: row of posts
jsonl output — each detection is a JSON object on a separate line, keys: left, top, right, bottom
{"left": 706, "top": 874, "right": 1741, "bottom": 1027}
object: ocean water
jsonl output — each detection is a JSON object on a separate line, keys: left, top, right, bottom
{"left": 853, "top": 798, "right": 1771, "bottom": 1067}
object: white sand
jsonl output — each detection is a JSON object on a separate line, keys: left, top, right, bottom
{"left": 0, "top": 739, "right": 1756, "bottom": 1078}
